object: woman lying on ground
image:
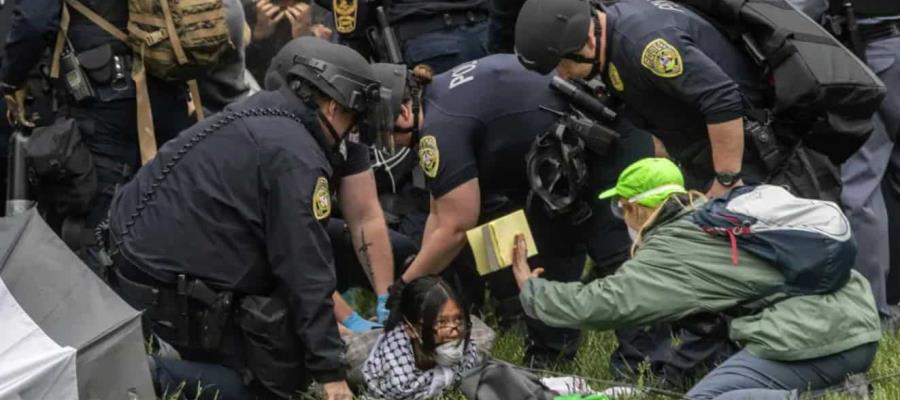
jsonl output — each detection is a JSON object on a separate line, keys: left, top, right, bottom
{"left": 361, "top": 276, "right": 481, "bottom": 399}
{"left": 512, "top": 158, "right": 882, "bottom": 400}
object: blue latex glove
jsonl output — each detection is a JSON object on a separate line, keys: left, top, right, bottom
{"left": 342, "top": 311, "right": 383, "bottom": 333}
{"left": 376, "top": 294, "right": 390, "bottom": 324}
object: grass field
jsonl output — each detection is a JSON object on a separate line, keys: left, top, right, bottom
{"left": 345, "top": 288, "right": 900, "bottom": 400}
{"left": 163, "top": 290, "right": 900, "bottom": 400}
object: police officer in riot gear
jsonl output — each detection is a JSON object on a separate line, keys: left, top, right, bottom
{"left": 396, "top": 54, "right": 651, "bottom": 365}
{"left": 264, "top": 40, "right": 405, "bottom": 331}
{"left": 0, "top": 0, "right": 193, "bottom": 254}
{"left": 108, "top": 38, "right": 389, "bottom": 399}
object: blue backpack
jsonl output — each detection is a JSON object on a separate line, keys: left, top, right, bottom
{"left": 692, "top": 185, "right": 856, "bottom": 295}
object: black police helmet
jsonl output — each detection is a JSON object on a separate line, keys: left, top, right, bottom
{"left": 370, "top": 63, "right": 408, "bottom": 120}
{"left": 515, "top": 0, "right": 593, "bottom": 74}
{"left": 264, "top": 37, "right": 378, "bottom": 113}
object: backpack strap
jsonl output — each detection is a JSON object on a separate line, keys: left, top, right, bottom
{"left": 49, "top": 3, "right": 71, "bottom": 79}
{"left": 156, "top": 0, "right": 189, "bottom": 65}
{"left": 49, "top": 0, "right": 171, "bottom": 165}
{"left": 63, "top": 0, "right": 129, "bottom": 41}
{"left": 187, "top": 79, "right": 205, "bottom": 121}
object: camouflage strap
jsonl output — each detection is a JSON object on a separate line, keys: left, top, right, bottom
{"left": 155, "top": 0, "right": 189, "bottom": 65}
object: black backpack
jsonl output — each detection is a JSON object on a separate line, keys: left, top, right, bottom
{"left": 673, "top": 0, "right": 886, "bottom": 164}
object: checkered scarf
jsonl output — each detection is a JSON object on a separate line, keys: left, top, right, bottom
{"left": 361, "top": 327, "right": 480, "bottom": 400}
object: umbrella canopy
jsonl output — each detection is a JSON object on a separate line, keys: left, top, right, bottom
{"left": 0, "top": 208, "right": 154, "bottom": 399}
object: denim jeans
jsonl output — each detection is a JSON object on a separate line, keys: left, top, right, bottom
{"left": 685, "top": 342, "right": 878, "bottom": 400}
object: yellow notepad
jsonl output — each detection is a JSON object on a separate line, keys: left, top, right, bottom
{"left": 466, "top": 210, "right": 538, "bottom": 276}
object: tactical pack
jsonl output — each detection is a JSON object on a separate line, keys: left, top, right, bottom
{"left": 692, "top": 185, "right": 856, "bottom": 296}
{"left": 674, "top": 0, "right": 886, "bottom": 164}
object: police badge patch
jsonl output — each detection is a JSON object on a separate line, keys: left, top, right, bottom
{"left": 312, "top": 177, "right": 331, "bottom": 220}
{"left": 418, "top": 136, "right": 440, "bottom": 178}
{"left": 333, "top": 0, "right": 358, "bottom": 34}
{"left": 641, "top": 38, "right": 683, "bottom": 78}
{"left": 608, "top": 62, "right": 624, "bottom": 92}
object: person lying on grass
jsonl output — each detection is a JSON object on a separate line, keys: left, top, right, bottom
{"left": 511, "top": 157, "right": 882, "bottom": 400}
{"left": 362, "top": 276, "right": 481, "bottom": 399}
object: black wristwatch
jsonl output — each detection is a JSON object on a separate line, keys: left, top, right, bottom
{"left": 715, "top": 171, "right": 742, "bottom": 187}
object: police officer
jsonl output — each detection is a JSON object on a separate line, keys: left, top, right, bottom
{"left": 316, "top": 0, "right": 490, "bottom": 74}
{"left": 515, "top": 0, "right": 793, "bottom": 385}
{"left": 789, "top": 0, "right": 900, "bottom": 323}
{"left": 369, "top": 63, "right": 430, "bottom": 244}
{"left": 396, "top": 54, "right": 651, "bottom": 365}
{"left": 515, "top": 0, "right": 781, "bottom": 200}
{"left": 107, "top": 38, "right": 388, "bottom": 399}
{"left": 0, "top": 0, "right": 193, "bottom": 252}
{"left": 264, "top": 41, "right": 401, "bottom": 332}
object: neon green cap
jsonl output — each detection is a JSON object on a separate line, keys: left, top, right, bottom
{"left": 597, "top": 158, "right": 687, "bottom": 207}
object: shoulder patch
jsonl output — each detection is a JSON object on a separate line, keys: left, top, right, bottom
{"left": 418, "top": 135, "right": 440, "bottom": 178}
{"left": 641, "top": 38, "right": 683, "bottom": 78}
{"left": 333, "top": 0, "right": 357, "bottom": 34}
{"left": 608, "top": 63, "right": 624, "bottom": 92}
{"left": 312, "top": 177, "right": 331, "bottom": 220}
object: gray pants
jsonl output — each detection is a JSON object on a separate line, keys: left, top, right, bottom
{"left": 685, "top": 342, "right": 878, "bottom": 400}
{"left": 840, "top": 35, "right": 900, "bottom": 316}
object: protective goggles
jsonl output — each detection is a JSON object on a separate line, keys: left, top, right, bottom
{"left": 608, "top": 184, "right": 686, "bottom": 219}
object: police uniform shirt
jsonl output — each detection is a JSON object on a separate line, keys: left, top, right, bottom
{"left": 109, "top": 87, "right": 346, "bottom": 382}
{"left": 600, "top": 0, "right": 768, "bottom": 159}
{"left": 418, "top": 54, "right": 567, "bottom": 200}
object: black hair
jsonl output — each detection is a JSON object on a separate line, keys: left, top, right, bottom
{"left": 385, "top": 276, "right": 472, "bottom": 363}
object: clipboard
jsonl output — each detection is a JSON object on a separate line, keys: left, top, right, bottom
{"left": 465, "top": 210, "right": 538, "bottom": 276}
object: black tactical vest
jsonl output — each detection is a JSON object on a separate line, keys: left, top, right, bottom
{"left": 67, "top": 0, "right": 129, "bottom": 53}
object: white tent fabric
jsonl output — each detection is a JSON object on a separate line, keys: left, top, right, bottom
{"left": 0, "top": 277, "right": 78, "bottom": 400}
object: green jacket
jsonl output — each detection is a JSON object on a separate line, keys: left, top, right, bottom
{"left": 520, "top": 199, "right": 881, "bottom": 361}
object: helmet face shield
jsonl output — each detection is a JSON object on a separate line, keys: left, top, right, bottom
{"left": 363, "top": 86, "right": 397, "bottom": 156}
{"left": 290, "top": 55, "right": 394, "bottom": 150}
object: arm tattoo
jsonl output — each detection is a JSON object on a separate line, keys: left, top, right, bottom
{"left": 358, "top": 229, "right": 374, "bottom": 279}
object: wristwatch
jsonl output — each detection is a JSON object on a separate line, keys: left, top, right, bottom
{"left": 715, "top": 171, "right": 742, "bottom": 187}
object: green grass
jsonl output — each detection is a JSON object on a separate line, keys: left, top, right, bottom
{"left": 161, "top": 290, "right": 900, "bottom": 399}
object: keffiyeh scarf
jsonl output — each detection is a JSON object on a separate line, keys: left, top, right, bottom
{"left": 362, "top": 328, "right": 480, "bottom": 400}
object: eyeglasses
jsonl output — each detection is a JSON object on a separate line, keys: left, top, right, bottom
{"left": 434, "top": 317, "right": 465, "bottom": 334}
{"left": 610, "top": 198, "right": 626, "bottom": 219}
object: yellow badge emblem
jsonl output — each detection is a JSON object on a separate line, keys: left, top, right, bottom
{"left": 641, "top": 38, "right": 683, "bottom": 78}
{"left": 312, "top": 177, "right": 331, "bottom": 220}
{"left": 608, "top": 62, "right": 624, "bottom": 92}
{"left": 333, "top": 0, "right": 358, "bottom": 34}
{"left": 418, "top": 136, "right": 440, "bottom": 178}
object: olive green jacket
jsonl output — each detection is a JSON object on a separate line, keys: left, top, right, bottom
{"left": 520, "top": 201, "right": 881, "bottom": 361}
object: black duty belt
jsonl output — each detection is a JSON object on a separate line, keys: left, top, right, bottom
{"left": 112, "top": 253, "right": 232, "bottom": 351}
{"left": 859, "top": 20, "right": 900, "bottom": 44}
{"left": 394, "top": 10, "right": 488, "bottom": 42}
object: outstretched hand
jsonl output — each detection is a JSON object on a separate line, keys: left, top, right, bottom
{"left": 512, "top": 234, "right": 543, "bottom": 289}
